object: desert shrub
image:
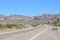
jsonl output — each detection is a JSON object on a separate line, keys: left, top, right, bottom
{"left": 51, "top": 21, "right": 60, "bottom": 30}
{"left": 56, "top": 23, "right": 60, "bottom": 27}
{"left": 4, "top": 24, "right": 26, "bottom": 29}
{"left": 11, "top": 24, "right": 18, "bottom": 27}
{"left": 18, "top": 24, "right": 25, "bottom": 28}
{"left": 6, "top": 24, "right": 14, "bottom": 29}
{"left": 51, "top": 21, "right": 58, "bottom": 26}
{"left": 14, "top": 24, "right": 22, "bottom": 29}
{"left": 0, "top": 24, "right": 6, "bottom": 30}
{"left": 31, "top": 23, "right": 39, "bottom": 27}
{"left": 0, "top": 23, "right": 28, "bottom": 30}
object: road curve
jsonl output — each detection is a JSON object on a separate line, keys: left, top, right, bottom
{"left": 0, "top": 25, "right": 48, "bottom": 40}
{"left": 0, "top": 25, "right": 60, "bottom": 40}
{"left": 33, "top": 27, "right": 60, "bottom": 40}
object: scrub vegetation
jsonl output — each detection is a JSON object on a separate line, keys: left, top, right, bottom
{"left": 0, "top": 24, "right": 26, "bottom": 30}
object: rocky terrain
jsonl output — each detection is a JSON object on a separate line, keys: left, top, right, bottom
{"left": 0, "top": 14, "right": 60, "bottom": 24}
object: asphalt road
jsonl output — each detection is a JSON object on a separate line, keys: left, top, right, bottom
{"left": 0, "top": 25, "right": 60, "bottom": 40}
{"left": 33, "top": 27, "right": 60, "bottom": 40}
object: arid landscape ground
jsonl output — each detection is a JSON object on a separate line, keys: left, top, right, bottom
{"left": 0, "top": 24, "right": 60, "bottom": 40}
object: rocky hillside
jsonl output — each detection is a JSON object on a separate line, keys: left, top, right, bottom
{"left": 33, "top": 14, "right": 60, "bottom": 24}
{"left": 0, "top": 14, "right": 60, "bottom": 24}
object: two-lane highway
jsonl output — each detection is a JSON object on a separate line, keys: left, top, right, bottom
{"left": 33, "top": 27, "right": 60, "bottom": 40}
{"left": 0, "top": 25, "right": 60, "bottom": 40}
{"left": 0, "top": 25, "right": 48, "bottom": 40}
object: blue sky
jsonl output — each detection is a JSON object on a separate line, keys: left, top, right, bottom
{"left": 0, "top": 0, "right": 60, "bottom": 16}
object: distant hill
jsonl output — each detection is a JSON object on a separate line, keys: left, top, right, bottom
{"left": 0, "top": 14, "right": 60, "bottom": 24}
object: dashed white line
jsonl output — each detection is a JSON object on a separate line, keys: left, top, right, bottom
{"left": 30, "top": 28, "right": 48, "bottom": 40}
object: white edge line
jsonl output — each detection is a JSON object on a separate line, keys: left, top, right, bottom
{"left": 30, "top": 28, "right": 48, "bottom": 40}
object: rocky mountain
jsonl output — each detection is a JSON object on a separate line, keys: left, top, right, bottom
{"left": 0, "top": 14, "right": 60, "bottom": 24}
{"left": 0, "top": 15, "right": 32, "bottom": 24}
{"left": 33, "top": 14, "right": 60, "bottom": 24}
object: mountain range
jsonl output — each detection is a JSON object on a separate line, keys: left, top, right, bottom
{"left": 0, "top": 14, "right": 60, "bottom": 24}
